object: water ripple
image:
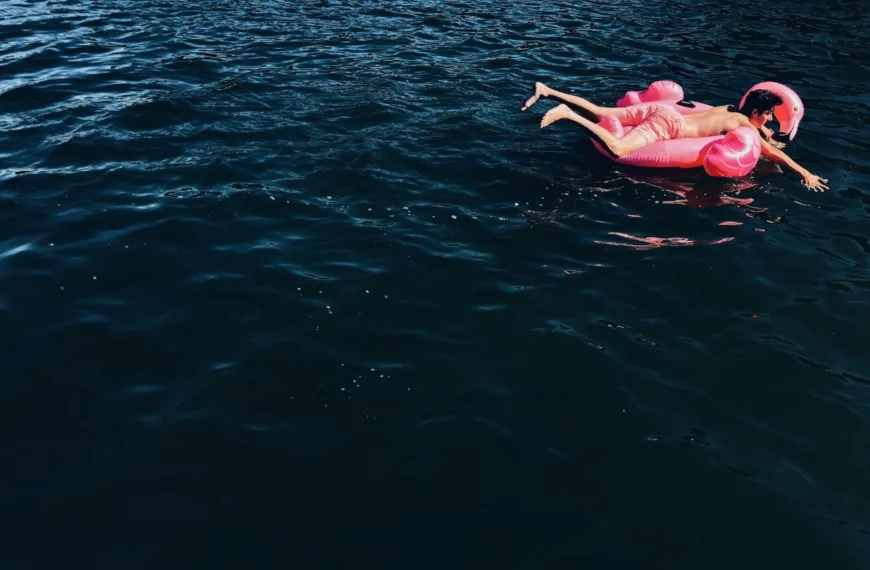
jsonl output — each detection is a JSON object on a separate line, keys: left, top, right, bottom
{"left": 3, "top": 0, "right": 870, "bottom": 567}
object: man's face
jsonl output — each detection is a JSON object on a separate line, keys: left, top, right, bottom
{"left": 751, "top": 108, "right": 775, "bottom": 127}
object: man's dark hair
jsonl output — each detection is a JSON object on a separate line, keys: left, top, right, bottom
{"left": 738, "top": 89, "right": 784, "bottom": 117}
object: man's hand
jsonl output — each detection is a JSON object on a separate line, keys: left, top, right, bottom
{"left": 760, "top": 139, "right": 828, "bottom": 191}
{"left": 802, "top": 173, "right": 829, "bottom": 192}
{"left": 761, "top": 126, "right": 786, "bottom": 148}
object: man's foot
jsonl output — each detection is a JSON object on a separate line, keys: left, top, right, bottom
{"left": 540, "top": 104, "right": 572, "bottom": 128}
{"left": 522, "top": 82, "right": 550, "bottom": 111}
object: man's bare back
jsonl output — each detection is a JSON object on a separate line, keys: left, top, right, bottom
{"left": 681, "top": 105, "right": 750, "bottom": 138}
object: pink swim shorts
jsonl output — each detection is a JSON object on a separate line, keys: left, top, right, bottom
{"left": 621, "top": 103, "right": 686, "bottom": 144}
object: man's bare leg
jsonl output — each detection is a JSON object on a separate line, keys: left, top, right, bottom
{"left": 540, "top": 104, "right": 649, "bottom": 158}
{"left": 522, "top": 82, "right": 628, "bottom": 120}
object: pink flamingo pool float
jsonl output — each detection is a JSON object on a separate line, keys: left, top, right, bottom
{"left": 591, "top": 80, "right": 804, "bottom": 177}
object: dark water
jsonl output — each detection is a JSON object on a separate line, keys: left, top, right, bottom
{"left": 3, "top": 0, "right": 870, "bottom": 567}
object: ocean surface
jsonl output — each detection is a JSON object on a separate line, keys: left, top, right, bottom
{"left": 3, "top": 0, "right": 870, "bottom": 568}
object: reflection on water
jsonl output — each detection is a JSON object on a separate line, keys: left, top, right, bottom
{"left": 595, "top": 232, "right": 734, "bottom": 249}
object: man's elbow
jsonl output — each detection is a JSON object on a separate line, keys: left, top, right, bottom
{"left": 759, "top": 141, "right": 779, "bottom": 159}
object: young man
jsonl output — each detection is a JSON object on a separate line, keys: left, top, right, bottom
{"left": 522, "top": 82, "right": 829, "bottom": 191}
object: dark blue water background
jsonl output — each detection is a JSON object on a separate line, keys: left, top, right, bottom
{"left": 3, "top": 0, "right": 870, "bottom": 568}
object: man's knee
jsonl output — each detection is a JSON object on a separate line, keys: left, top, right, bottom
{"left": 611, "top": 140, "right": 631, "bottom": 158}
{"left": 612, "top": 133, "right": 653, "bottom": 157}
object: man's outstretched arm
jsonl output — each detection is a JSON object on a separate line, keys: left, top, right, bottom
{"left": 760, "top": 139, "right": 829, "bottom": 192}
